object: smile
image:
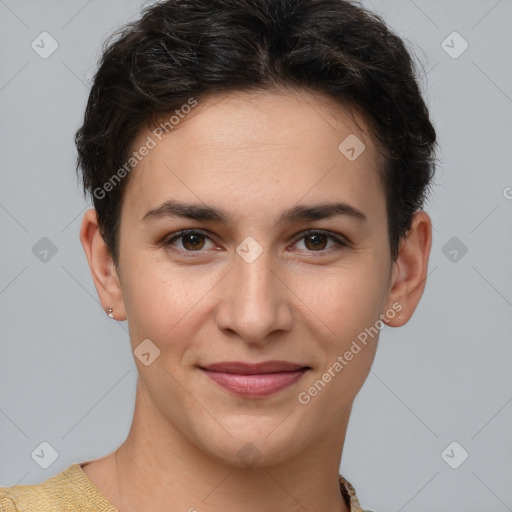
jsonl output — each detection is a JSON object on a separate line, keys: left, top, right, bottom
{"left": 198, "top": 361, "right": 310, "bottom": 398}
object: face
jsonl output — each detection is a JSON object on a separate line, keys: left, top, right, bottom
{"left": 85, "top": 88, "right": 420, "bottom": 468}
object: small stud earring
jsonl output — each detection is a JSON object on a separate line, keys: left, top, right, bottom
{"left": 107, "top": 306, "right": 114, "bottom": 319}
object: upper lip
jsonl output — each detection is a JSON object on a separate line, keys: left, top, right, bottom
{"left": 199, "top": 361, "right": 310, "bottom": 374}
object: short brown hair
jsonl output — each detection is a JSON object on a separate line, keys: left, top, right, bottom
{"left": 75, "top": 0, "right": 438, "bottom": 267}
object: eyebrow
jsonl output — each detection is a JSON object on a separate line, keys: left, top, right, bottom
{"left": 141, "top": 199, "right": 367, "bottom": 225}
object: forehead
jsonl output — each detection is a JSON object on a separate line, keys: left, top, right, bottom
{"left": 122, "top": 89, "right": 385, "bottom": 224}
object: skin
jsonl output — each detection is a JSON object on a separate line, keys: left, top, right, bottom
{"left": 79, "top": 88, "right": 432, "bottom": 512}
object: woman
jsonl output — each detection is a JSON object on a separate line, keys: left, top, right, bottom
{"left": 0, "top": 0, "right": 437, "bottom": 510}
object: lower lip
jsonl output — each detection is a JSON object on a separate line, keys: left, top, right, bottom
{"left": 200, "top": 368, "right": 308, "bottom": 398}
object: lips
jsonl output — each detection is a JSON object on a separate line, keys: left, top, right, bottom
{"left": 200, "top": 360, "right": 309, "bottom": 374}
{"left": 199, "top": 361, "right": 310, "bottom": 398}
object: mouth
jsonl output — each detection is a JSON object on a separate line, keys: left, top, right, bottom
{"left": 198, "top": 361, "right": 311, "bottom": 398}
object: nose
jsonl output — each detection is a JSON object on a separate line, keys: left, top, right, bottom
{"left": 215, "top": 247, "right": 294, "bottom": 344}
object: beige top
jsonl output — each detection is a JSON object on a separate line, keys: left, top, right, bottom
{"left": 0, "top": 463, "right": 370, "bottom": 511}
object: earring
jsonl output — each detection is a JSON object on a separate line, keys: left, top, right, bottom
{"left": 107, "top": 306, "right": 114, "bottom": 319}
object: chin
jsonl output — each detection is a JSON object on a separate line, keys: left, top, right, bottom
{"left": 209, "top": 441, "right": 292, "bottom": 469}
{"left": 194, "top": 420, "right": 307, "bottom": 469}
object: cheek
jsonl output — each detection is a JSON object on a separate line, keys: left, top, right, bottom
{"left": 120, "top": 253, "right": 220, "bottom": 354}
{"left": 298, "top": 255, "right": 388, "bottom": 388}
{"left": 303, "top": 259, "right": 389, "bottom": 340}
{"left": 295, "top": 268, "right": 386, "bottom": 414}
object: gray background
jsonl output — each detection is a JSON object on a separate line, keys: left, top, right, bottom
{"left": 1, "top": 1, "right": 511, "bottom": 511}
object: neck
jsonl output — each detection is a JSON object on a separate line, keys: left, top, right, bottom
{"left": 110, "top": 379, "right": 352, "bottom": 512}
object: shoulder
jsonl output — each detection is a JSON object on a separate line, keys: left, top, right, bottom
{"left": 0, "top": 475, "right": 60, "bottom": 512}
{"left": 0, "top": 478, "right": 54, "bottom": 512}
{"left": 0, "top": 463, "right": 117, "bottom": 512}
{"left": 0, "top": 488, "right": 17, "bottom": 512}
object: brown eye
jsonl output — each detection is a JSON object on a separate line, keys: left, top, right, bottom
{"left": 303, "top": 233, "right": 328, "bottom": 251}
{"left": 166, "top": 230, "right": 214, "bottom": 252}
{"left": 181, "top": 232, "right": 205, "bottom": 250}
{"left": 293, "top": 230, "right": 348, "bottom": 253}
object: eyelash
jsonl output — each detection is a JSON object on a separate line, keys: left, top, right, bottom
{"left": 163, "top": 229, "right": 349, "bottom": 257}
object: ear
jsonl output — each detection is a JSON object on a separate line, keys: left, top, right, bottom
{"left": 383, "top": 210, "right": 432, "bottom": 327}
{"left": 79, "top": 208, "right": 127, "bottom": 321}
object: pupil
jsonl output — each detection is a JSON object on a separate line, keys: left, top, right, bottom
{"left": 307, "top": 234, "right": 326, "bottom": 250}
{"left": 184, "top": 233, "right": 204, "bottom": 250}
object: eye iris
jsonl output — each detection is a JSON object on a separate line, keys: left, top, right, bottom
{"left": 183, "top": 233, "right": 205, "bottom": 250}
{"left": 305, "top": 233, "right": 327, "bottom": 251}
